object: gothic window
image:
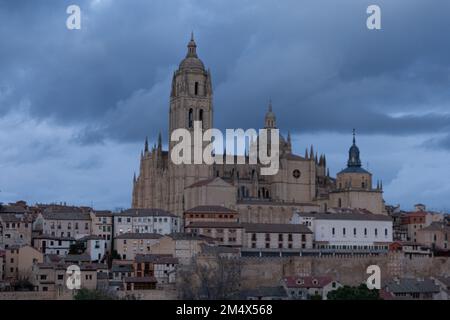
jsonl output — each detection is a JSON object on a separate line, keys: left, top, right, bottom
{"left": 195, "top": 82, "right": 199, "bottom": 95}
{"left": 188, "top": 108, "right": 193, "bottom": 128}
{"left": 199, "top": 109, "right": 203, "bottom": 124}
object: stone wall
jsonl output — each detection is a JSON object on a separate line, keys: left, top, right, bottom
{"left": 239, "top": 254, "right": 450, "bottom": 288}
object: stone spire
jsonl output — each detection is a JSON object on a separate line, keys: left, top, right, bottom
{"left": 158, "top": 131, "right": 162, "bottom": 150}
{"left": 186, "top": 32, "right": 198, "bottom": 58}
{"left": 144, "top": 136, "right": 149, "bottom": 153}
{"left": 264, "top": 100, "right": 276, "bottom": 129}
{"left": 347, "top": 129, "right": 362, "bottom": 167}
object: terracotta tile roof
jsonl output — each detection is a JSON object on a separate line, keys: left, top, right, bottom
{"left": 42, "top": 212, "right": 91, "bottom": 221}
{"left": 34, "top": 234, "right": 76, "bottom": 241}
{"left": 297, "top": 211, "right": 392, "bottom": 221}
{"left": 115, "top": 232, "right": 163, "bottom": 240}
{"left": 185, "top": 205, "right": 238, "bottom": 214}
{"left": 116, "top": 208, "right": 177, "bottom": 218}
{"left": 283, "top": 276, "right": 334, "bottom": 288}
{"left": 166, "top": 232, "right": 216, "bottom": 242}
{"left": 185, "top": 221, "right": 243, "bottom": 229}
{"left": 135, "top": 254, "right": 178, "bottom": 264}
{"left": 124, "top": 276, "right": 157, "bottom": 283}
{"left": 186, "top": 177, "right": 231, "bottom": 189}
{"left": 242, "top": 223, "right": 313, "bottom": 234}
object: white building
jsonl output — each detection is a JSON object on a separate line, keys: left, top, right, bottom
{"left": 33, "top": 235, "right": 76, "bottom": 256}
{"left": 78, "top": 235, "right": 107, "bottom": 262}
{"left": 293, "top": 211, "right": 393, "bottom": 252}
{"left": 113, "top": 209, "right": 180, "bottom": 236}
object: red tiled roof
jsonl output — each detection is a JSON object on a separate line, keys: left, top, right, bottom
{"left": 184, "top": 205, "right": 238, "bottom": 214}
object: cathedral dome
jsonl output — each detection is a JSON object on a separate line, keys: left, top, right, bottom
{"left": 179, "top": 56, "right": 205, "bottom": 71}
{"left": 179, "top": 33, "right": 205, "bottom": 71}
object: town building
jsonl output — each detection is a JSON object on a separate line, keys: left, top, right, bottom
{"left": 33, "top": 235, "right": 76, "bottom": 256}
{"left": 0, "top": 214, "right": 32, "bottom": 249}
{"left": 383, "top": 278, "right": 441, "bottom": 300}
{"left": 133, "top": 254, "right": 178, "bottom": 284}
{"left": 113, "top": 209, "right": 180, "bottom": 236}
{"left": 4, "top": 245, "right": 43, "bottom": 281}
{"left": 416, "top": 222, "right": 449, "bottom": 252}
{"left": 185, "top": 221, "right": 243, "bottom": 247}
{"left": 78, "top": 235, "right": 107, "bottom": 262}
{"left": 183, "top": 205, "right": 239, "bottom": 227}
{"left": 114, "top": 233, "right": 163, "bottom": 260}
{"left": 148, "top": 233, "right": 217, "bottom": 264}
{"left": 294, "top": 211, "right": 392, "bottom": 254}
{"left": 282, "top": 276, "right": 342, "bottom": 300}
{"left": 40, "top": 212, "right": 92, "bottom": 239}
{"left": 90, "top": 210, "right": 113, "bottom": 253}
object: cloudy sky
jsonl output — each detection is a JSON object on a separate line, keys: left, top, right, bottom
{"left": 1, "top": 0, "right": 450, "bottom": 211}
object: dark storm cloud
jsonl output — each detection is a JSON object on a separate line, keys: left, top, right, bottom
{"left": 1, "top": 0, "right": 450, "bottom": 145}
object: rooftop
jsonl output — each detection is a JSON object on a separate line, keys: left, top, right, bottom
{"left": 115, "top": 232, "right": 163, "bottom": 240}
{"left": 42, "top": 212, "right": 91, "bottom": 221}
{"left": 283, "top": 276, "right": 335, "bottom": 288}
{"left": 116, "top": 208, "right": 177, "bottom": 218}
{"left": 297, "top": 211, "right": 392, "bottom": 221}
{"left": 185, "top": 205, "right": 238, "bottom": 214}
{"left": 384, "top": 278, "right": 440, "bottom": 294}
{"left": 135, "top": 254, "right": 178, "bottom": 264}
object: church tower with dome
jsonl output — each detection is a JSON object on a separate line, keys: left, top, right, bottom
{"left": 132, "top": 35, "right": 386, "bottom": 220}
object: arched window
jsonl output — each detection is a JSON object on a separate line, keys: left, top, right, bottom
{"left": 188, "top": 108, "right": 193, "bottom": 128}
{"left": 195, "top": 82, "right": 199, "bottom": 95}
{"left": 199, "top": 109, "right": 204, "bottom": 128}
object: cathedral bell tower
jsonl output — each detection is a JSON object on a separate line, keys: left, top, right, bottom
{"left": 169, "top": 33, "right": 213, "bottom": 152}
{"left": 167, "top": 34, "right": 214, "bottom": 214}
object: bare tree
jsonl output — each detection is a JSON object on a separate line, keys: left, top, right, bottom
{"left": 177, "top": 254, "right": 242, "bottom": 300}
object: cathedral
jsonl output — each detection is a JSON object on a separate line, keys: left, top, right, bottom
{"left": 132, "top": 35, "right": 386, "bottom": 223}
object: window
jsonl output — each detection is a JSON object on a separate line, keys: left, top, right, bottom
{"left": 332, "top": 228, "right": 335, "bottom": 236}
{"left": 375, "top": 228, "right": 378, "bottom": 237}
{"left": 194, "top": 82, "right": 199, "bottom": 95}
{"left": 353, "top": 228, "right": 357, "bottom": 236}
{"left": 288, "top": 234, "right": 293, "bottom": 242}
{"left": 85, "top": 223, "right": 89, "bottom": 230}
{"left": 364, "top": 228, "right": 367, "bottom": 237}
{"left": 278, "top": 234, "right": 283, "bottom": 242}
{"left": 343, "top": 228, "right": 346, "bottom": 236}
{"left": 58, "top": 274, "right": 64, "bottom": 280}
{"left": 338, "top": 198, "right": 342, "bottom": 208}
{"left": 188, "top": 108, "right": 193, "bottom": 128}
{"left": 385, "top": 228, "right": 388, "bottom": 237}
